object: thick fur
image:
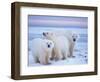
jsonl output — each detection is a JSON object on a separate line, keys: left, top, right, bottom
{"left": 43, "top": 32, "right": 70, "bottom": 61}
{"left": 31, "top": 38, "right": 54, "bottom": 65}
{"left": 43, "top": 31, "right": 78, "bottom": 59}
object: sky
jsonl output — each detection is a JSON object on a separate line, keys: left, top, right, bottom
{"left": 28, "top": 15, "right": 88, "bottom": 28}
{"left": 28, "top": 15, "right": 88, "bottom": 43}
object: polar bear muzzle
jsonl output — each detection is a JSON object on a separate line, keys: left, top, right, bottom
{"left": 73, "top": 38, "right": 76, "bottom": 42}
{"left": 47, "top": 43, "right": 51, "bottom": 48}
{"left": 47, "top": 44, "right": 50, "bottom": 48}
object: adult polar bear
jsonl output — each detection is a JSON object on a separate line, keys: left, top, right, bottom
{"left": 32, "top": 38, "right": 54, "bottom": 65}
{"left": 54, "top": 30, "right": 78, "bottom": 57}
{"left": 43, "top": 31, "right": 78, "bottom": 61}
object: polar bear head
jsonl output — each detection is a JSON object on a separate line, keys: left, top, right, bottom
{"left": 63, "top": 30, "right": 78, "bottom": 43}
{"left": 43, "top": 31, "right": 78, "bottom": 43}
{"left": 43, "top": 32, "right": 56, "bottom": 40}
{"left": 44, "top": 39, "right": 54, "bottom": 51}
{"left": 72, "top": 33, "right": 78, "bottom": 42}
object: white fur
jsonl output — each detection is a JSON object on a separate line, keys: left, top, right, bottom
{"left": 43, "top": 31, "right": 78, "bottom": 60}
{"left": 55, "top": 30, "right": 79, "bottom": 57}
{"left": 43, "top": 32, "right": 70, "bottom": 60}
{"left": 31, "top": 38, "right": 54, "bottom": 65}
{"left": 56, "top": 30, "right": 78, "bottom": 57}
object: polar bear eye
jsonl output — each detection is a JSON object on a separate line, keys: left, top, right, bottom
{"left": 51, "top": 33, "right": 53, "bottom": 35}
{"left": 46, "top": 32, "right": 48, "bottom": 34}
{"left": 50, "top": 42, "right": 52, "bottom": 45}
{"left": 49, "top": 42, "right": 51, "bottom": 44}
{"left": 72, "top": 35, "right": 74, "bottom": 38}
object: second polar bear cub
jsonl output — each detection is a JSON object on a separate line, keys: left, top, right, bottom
{"left": 32, "top": 38, "right": 54, "bottom": 65}
{"left": 43, "top": 32, "right": 70, "bottom": 61}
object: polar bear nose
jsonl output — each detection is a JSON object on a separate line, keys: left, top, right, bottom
{"left": 73, "top": 38, "right": 76, "bottom": 42}
{"left": 43, "top": 32, "right": 45, "bottom": 36}
{"left": 47, "top": 44, "right": 50, "bottom": 48}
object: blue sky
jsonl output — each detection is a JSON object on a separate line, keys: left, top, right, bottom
{"left": 28, "top": 15, "right": 88, "bottom": 28}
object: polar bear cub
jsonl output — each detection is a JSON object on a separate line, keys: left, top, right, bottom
{"left": 43, "top": 32, "right": 70, "bottom": 61}
{"left": 31, "top": 38, "right": 54, "bottom": 65}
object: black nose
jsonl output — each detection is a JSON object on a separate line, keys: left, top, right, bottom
{"left": 48, "top": 45, "right": 50, "bottom": 48}
{"left": 43, "top": 32, "right": 45, "bottom": 36}
{"left": 73, "top": 38, "right": 76, "bottom": 42}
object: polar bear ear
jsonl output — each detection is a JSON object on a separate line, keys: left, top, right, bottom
{"left": 74, "top": 32, "right": 79, "bottom": 38}
{"left": 43, "top": 32, "right": 46, "bottom": 36}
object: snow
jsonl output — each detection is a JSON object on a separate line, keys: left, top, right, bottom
{"left": 28, "top": 41, "right": 88, "bottom": 66}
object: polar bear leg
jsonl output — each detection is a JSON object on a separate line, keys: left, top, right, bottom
{"left": 68, "top": 44, "right": 75, "bottom": 58}
{"left": 33, "top": 56, "right": 39, "bottom": 63}
{"left": 62, "top": 53, "right": 66, "bottom": 60}
{"left": 46, "top": 53, "right": 51, "bottom": 64}
{"left": 54, "top": 48, "right": 62, "bottom": 61}
{"left": 39, "top": 56, "right": 47, "bottom": 65}
{"left": 32, "top": 52, "right": 39, "bottom": 63}
{"left": 62, "top": 51, "right": 69, "bottom": 60}
{"left": 50, "top": 49, "right": 55, "bottom": 60}
{"left": 39, "top": 53, "right": 51, "bottom": 65}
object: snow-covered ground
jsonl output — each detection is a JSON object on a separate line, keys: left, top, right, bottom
{"left": 28, "top": 40, "right": 88, "bottom": 66}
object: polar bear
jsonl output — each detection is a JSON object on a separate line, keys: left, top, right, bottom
{"left": 65, "top": 31, "right": 78, "bottom": 57}
{"left": 31, "top": 38, "right": 54, "bottom": 65}
{"left": 43, "top": 32, "right": 70, "bottom": 61}
{"left": 50, "top": 30, "right": 78, "bottom": 58}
